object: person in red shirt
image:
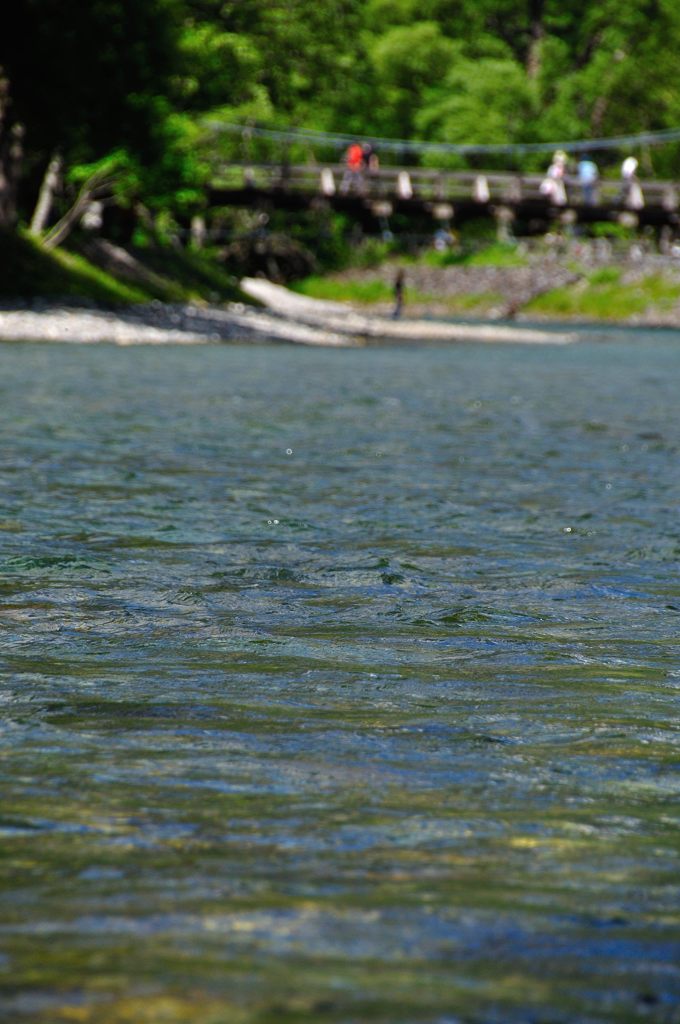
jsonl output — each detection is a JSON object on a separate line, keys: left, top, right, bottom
{"left": 340, "top": 142, "right": 365, "bottom": 194}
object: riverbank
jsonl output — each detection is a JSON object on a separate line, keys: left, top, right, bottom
{"left": 0, "top": 298, "right": 353, "bottom": 346}
{"left": 0, "top": 286, "right": 580, "bottom": 347}
{"left": 239, "top": 278, "right": 577, "bottom": 344}
{"left": 4, "top": 233, "right": 680, "bottom": 345}
{"left": 294, "top": 244, "right": 680, "bottom": 326}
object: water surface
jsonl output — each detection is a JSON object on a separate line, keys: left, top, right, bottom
{"left": 1, "top": 335, "right": 679, "bottom": 1023}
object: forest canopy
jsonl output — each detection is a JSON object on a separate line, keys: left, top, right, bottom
{"left": 2, "top": 0, "right": 680, "bottom": 229}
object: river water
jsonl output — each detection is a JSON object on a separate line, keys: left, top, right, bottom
{"left": 1, "top": 335, "right": 679, "bottom": 1024}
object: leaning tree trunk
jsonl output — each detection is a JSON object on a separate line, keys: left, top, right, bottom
{"left": 29, "top": 151, "right": 63, "bottom": 235}
{"left": 41, "top": 168, "right": 114, "bottom": 250}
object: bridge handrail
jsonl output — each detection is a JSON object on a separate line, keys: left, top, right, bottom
{"left": 210, "top": 163, "right": 679, "bottom": 209}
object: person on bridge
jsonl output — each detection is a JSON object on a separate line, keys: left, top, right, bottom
{"left": 621, "top": 155, "right": 644, "bottom": 208}
{"left": 540, "top": 150, "right": 568, "bottom": 205}
{"left": 577, "top": 154, "right": 599, "bottom": 205}
{"left": 362, "top": 142, "right": 380, "bottom": 178}
{"left": 340, "top": 141, "right": 365, "bottom": 194}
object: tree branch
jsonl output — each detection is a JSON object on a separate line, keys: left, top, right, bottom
{"left": 29, "top": 151, "right": 63, "bottom": 235}
{"left": 41, "top": 168, "right": 115, "bottom": 249}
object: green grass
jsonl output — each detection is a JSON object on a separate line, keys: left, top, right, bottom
{"left": 291, "top": 276, "right": 393, "bottom": 303}
{"left": 526, "top": 268, "right": 680, "bottom": 320}
{"left": 587, "top": 266, "right": 623, "bottom": 286}
{"left": 441, "top": 291, "right": 505, "bottom": 312}
{"left": 397, "top": 288, "right": 504, "bottom": 311}
{"left": 0, "top": 230, "right": 148, "bottom": 304}
{"left": 416, "top": 242, "right": 528, "bottom": 268}
{"left": 0, "top": 230, "right": 253, "bottom": 306}
{"left": 641, "top": 272, "right": 680, "bottom": 307}
{"left": 464, "top": 242, "right": 529, "bottom": 267}
{"left": 292, "top": 273, "right": 505, "bottom": 314}
{"left": 126, "top": 245, "right": 251, "bottom": 304}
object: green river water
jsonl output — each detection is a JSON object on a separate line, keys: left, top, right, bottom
{"left": 0, "top": 335, "right": 679, "bottom": 1024}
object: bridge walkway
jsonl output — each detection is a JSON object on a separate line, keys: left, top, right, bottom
{"left": 209, "top": 164, "right": 680, "bottom": 230}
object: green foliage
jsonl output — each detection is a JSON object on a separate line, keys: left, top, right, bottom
{"left": 416, "top": 240, "right": 528, "bottom": 267}
{"left": 1, "top": 0, "right": 183, "bottom": 164}
{"left": 6, "top": 1, "right": 680, "bottom": 186}
{"left": 465, "top": 243, "right": 529, "bottom": 267}
{"left": 5, "top": 0, "right": 680, "bottom": 284}
{"left": 175, "top": 24, "right": 260, "bottom": 111}
{"left": 350, "top": 238, "right": 400, "bottom": 269}
{"left": 442, "top": 290, "right": 505, "bottom": 311}
{"left": 292, "top": 271, "right": 507, "bottom": 312}
{"left": 292, "top": 277, "right": 394, "bottom": 303}
{"left": 417, "top": 55, "right": 537, "bottom": 151}
{"left": 183, "top": 0, "right": 680, "bottom": 176}
{"left": 591, "top": 221, "right": 636, "bottom": 240}
{"left": 0, "top": 229, "right": 250, "bottom": 305}
{"left": 126, "top": 245, "right": 251, "bottom": 302}
{"left": 587, "top": 266, "right": 622, "bottom": 285}
{"left": 526, "top": 268, "right": 680, "bottom": 319}
{"left": 0, "top": 230, "right": 149, "bottom": 303}
{"left": 369, "top": 23, "right": 459, "bottom": 135}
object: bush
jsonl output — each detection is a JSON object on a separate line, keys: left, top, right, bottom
{"left": 221, "top": 232, "right": 316, "bottom": 282}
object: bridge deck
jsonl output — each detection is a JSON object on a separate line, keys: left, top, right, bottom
{"left": 209, "top": 164, "right": 680, "bottom": 229}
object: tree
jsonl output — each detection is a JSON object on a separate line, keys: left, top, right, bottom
{"left": 0, "top": 0, "right": 184, "bottom": 228}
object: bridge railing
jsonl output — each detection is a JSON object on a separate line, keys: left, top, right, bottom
{"left": 211, "top": 163, "right": 680, "bottom": 210}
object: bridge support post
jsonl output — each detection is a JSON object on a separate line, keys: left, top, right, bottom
{"left": 659, "top": 224, "right": 673, "bottom": 255}
{"left": 370, "top": 200, "right": 394, "bottom": 241}
{"left": 494, "top": 206, "right": 515, "bottom": 242}
{"left": 559, "top": 209, "right": 577, "bottom": 236}
{"left": 397, "top": 172, "right": 413, "bottom": 199}
{"left": 431, "top": 202, "right": 455, "bottom": 251}
{"left": 474, "top": 176, "right": 490, "bottom": 203}
{"left": 432, "top": 203, "right": 454, "bottom": 222}
{"left": 320, "top": 168, "right": 336, "bottom": 196}
{"left": 618, "top": 211, "right": 639, "bottom": 230}
{"left": 662, "top": 186, "right": 678, "bottom": 211}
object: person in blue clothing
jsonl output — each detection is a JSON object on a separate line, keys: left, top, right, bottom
{"left": 577, "top": 154, "right": 599, "bottom": 205}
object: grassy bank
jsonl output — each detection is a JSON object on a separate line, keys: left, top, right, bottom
{"left": 5, "top": 229, "right": 680, "bottom": 325}
{"left": 525, "top": 267, "right": 680, "bottom": 319}
{"left": 292, "top": 242, "right": 680, "bottom": 323}
{"left": 0, "top": 230, "right": 251, "bottom": 306}
{"left": 292, "top": 275, "right": 505, "bottom": 315}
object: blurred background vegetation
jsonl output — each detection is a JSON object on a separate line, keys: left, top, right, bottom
{"left": 2, "top": 0, "right": 680, "bottom": 299}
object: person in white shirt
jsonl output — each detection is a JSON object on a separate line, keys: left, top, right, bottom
{"left": 621, "top": 156, "right": 644, "bottom": 208}
{"left": 540, "top": 150, "right": 568, "bottom": 205}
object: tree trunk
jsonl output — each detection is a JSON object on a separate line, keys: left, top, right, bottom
{"left": 190, "top": 214, "right": 207, "bottom": 249}
{"left": 526, "top": 0, "right": 546, "bottom": 79}
{"left": 42, "top": 184, "right": 95, "bottom": 249}
{"left": 590, "top": 94, "right": 609, "bottom": 136}
{"left": 0, "top": 71, "right": 23, "bottom": 230}
{"left": 42, "top": 169, "right": 114, "bottom": 249}
{"left": 29, "top": 151, "right": 63, "bottom": 235}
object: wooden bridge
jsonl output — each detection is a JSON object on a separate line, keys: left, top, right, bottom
{"left": 209, "top": 163, "right": 680, "bottom": 235}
